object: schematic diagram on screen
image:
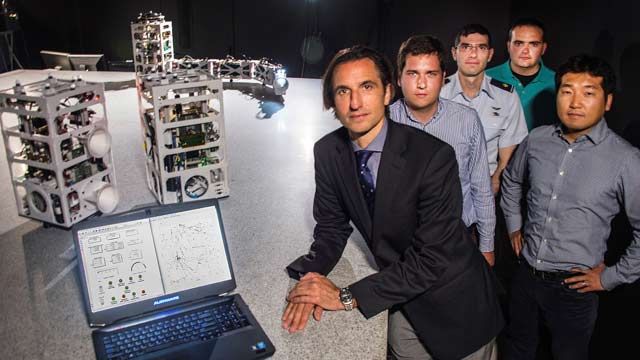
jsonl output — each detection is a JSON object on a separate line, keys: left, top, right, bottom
{"left": 151, "top": 210, "right": 231, "bottom": 293}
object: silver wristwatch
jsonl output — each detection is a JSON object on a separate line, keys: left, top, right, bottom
{"left": 339, "top": 287, "right": 354, "bottom": 311}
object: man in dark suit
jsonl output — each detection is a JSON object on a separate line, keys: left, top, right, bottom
{"left": 282, "top": 45, "right": 503, "bottom": 359}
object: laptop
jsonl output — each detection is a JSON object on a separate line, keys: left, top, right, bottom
{"left": 73, "top": 199, "right": 276, "bottom": 360}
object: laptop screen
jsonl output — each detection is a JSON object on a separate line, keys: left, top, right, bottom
{"left": 74, "top": 200, "right": 235, "bottom": 324}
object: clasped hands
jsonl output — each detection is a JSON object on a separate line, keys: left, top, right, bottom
{"left": 281, "top": 272, "right": 346, "bottom": 333}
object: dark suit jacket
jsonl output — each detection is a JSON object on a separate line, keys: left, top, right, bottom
{"left": 287, "top": 119, "right": 503, "bottom": 360}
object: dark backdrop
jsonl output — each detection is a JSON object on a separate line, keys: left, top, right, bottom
{"left": 12, "top": 0, "right": 639, "bottom": 140}
{"left": 14, "top": 1, "right": 639, "bottom": 78}
{"left": 9, "top": 0, "right": 640, "bottom": 358}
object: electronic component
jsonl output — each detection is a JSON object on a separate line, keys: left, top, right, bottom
{"left": 130, "top": 11, "right": 174, "bottom": 74}
{"left": 137, "top": 69, "right": 228, "bottom": 204}
{"left": 0, "top": 76, "right": 119, "bottom": 227}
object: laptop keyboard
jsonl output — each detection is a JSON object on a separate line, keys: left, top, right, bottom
{"left": 100, "top": 299, "right": 251, "bottom": 360}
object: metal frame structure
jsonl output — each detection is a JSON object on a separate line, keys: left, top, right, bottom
{"left": 130, "top": 11, "right": 174, "bottom": 74}
{"left": 0, "top": 76, "right": 118, "bottom": 227}
{"left": 175, "top": 56, "right": 289, "bottom": 95}
{"left": 130, "top": 11, "right": 286, "bottom": 206}
{"left": 137, "top": 69, "right": 228, "bottom": 204}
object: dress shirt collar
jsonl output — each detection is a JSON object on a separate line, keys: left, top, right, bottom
{"left": 481, "top": 73, "right": 496, "bottom": 99}
{"left": 450, "top": 71, "right": 494, "bottom": 100}
{"left": 399, "top": 98, "right": 444, "bottom": 126}
{"left": 554, "top": 117, "right": 609, "bottom": 145}
{"left": 351, "top": 117, "right": 388, "bottom": 152}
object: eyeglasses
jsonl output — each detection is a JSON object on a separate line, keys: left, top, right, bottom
{"left": 456, "top": 43, "right": 490, "bottom": 53}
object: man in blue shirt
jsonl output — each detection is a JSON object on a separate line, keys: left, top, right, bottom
{"left": 442, "top": 24, "right": 529, "bottom": 304}
{"left": 501, "top": 54, "right": 640, "bottom": 360}
{"left": 389, "top": 35, "right": 495, "bottom": 267}
{"left": 486, "top": 18, "right": 556, "bottom": 130}
{"left": 441, "top": 24, "right": 528, "bottom": 195}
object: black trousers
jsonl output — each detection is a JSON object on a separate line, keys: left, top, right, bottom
{"left": 493, "top": 201, "right": 518, "bottom": 288}
{"left": 504, "top": 261, "right": 599, "bottom": 360}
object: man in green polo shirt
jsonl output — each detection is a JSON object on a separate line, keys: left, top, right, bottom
{"left": 486, "top": 18, "right": 556, "bottom": 129}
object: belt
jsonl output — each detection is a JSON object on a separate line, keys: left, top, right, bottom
{"left": 523, "top": 261, "right": 574, "bottom": 281}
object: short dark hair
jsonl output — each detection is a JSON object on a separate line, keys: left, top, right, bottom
{"left": 454, "top": 24, "right": 492, "bottom": 48}
{"left": 397, "top": 35, "right": 446, "bottom": 75}
{"left": 507, "top": 18, "right": 546, "bottom": 42}
{"left": 555, "top": 54, "right": 616, "bottom": 97}
{"left": 322, "top": 45, "right": 395, "bottom": 110}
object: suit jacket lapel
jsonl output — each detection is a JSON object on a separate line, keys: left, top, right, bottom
{"left": 334, "top": 129, "right": 373, "bottom": 240}
{"left": 372, "top": 121, "right": 407, "bottom": 238}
